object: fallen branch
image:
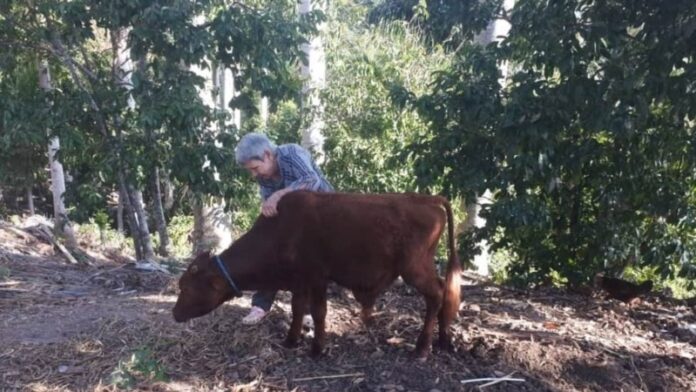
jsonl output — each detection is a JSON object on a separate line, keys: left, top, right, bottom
{"left": 478, "top": 372, "right": 525, "bottom": 389}
{"left": 35, "top": 225, "right": 79, "bottom": 265}
{"left": 80, "top": 264, "right": 128, "bottom": 284}
{"left": 460, "top": 372, "right": 526, "bottom": 388}
{"left": 293, "top": 372, "right": 364, "bottom": 382}
{"left": 629, "top": 356, "right": 647, "bottom": 391}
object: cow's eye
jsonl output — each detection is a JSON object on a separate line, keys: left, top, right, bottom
{"left": 190, "top": 265, "right": 199, "bottom": 274}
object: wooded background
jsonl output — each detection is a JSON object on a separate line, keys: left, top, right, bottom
{"left": 1, "top": 0, "right": 694, "bottom": 295}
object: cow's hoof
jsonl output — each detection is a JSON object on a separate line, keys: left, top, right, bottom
{"left": 283, "top": 337, "right": 300, "bottom": 348}
{"left": 435, "top": 338, "right": 454, "bottom": 352}
{"left": 409, "top": 350, "right": 429, "bottom": 362}
{"left": 309, "top": 344, "right": 324, "bottom": 358}
{"left": 361, "top": 317, "right": 375, "bottom": 328}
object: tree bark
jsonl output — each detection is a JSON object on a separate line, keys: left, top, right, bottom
{"left": 26, "top": 185, "right": 35, "bottom": 215}
{"left": 299, "top": 0, "right": 327, "bottom": 161}
{"left": 462, "top": 0, "right": 516, "bottom": 276}
{"left": 39, "top": 59, "right": 78, "bottom": 249}
{"left": 188, "top": 27, "right": 234, "bottom": 255}
{"left": 149, "top": 167, "right": 171, "bottom": 256}
{"left": 129, "top": 183, "right": 155, "bottom": 261}
{"left": 116, "top": 192, "right": 124, "bottom": 233}
{"left": 111, "top": 27, "right": 155, "bottom": 261}
{"left": 191, "top": 196, "right": 233, "bottom": 255}
{"left": 117, "top": 174, "right": 143, "bottom": 259}
{"left": 161, "top": 171, "right": 174, "bottom": 212}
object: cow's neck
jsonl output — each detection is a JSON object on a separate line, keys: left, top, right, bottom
{"left": 218, "top": 217, "right": 281, "bottom": 291}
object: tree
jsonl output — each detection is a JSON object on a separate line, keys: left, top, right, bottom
{"left": 402, "top": 0, "right": 696, "bottom": 286}
{"left": 0, "top": 58, "right": 49, "bottom": 216}
{"left": 299, "top": 0, "right": 327, "bottom": 160}
{"left": 40, "top": 59, "right": 78, "bottom": 249}
{"left": 460, "top": 0, "right": 515, "bottom": 277}
{"left": 321, "top": 1, "right": 450, "bottom": 194}
{"left": 1, "top": 0, "right": 321, "bottom": 258}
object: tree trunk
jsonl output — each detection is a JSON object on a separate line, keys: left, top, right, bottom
{"left": 111, "top": 27, "right": 155, "bottom": 261}
{"left": 191, "top": 196, "right": 233, "bottom": 255}
{"left": 149, "top": 167, "right": 171, "bottom": 256}
{"left": 299, "top": 0, "right": 327, "bottom": 161}
{"left": 116, "top": 192, "right": 124, "bottom": 233}
{"left": 161, "top": 171, "right": 174, "bottom": 212}
{"left": 462, "top": 0, "right": 516, "bottom": 276}
{"left": 187, "top": 27, "right": 234, "bottom": 254}
{"left": 259, "top": 96, "right": 269, "bottom": 127}
{"left": 117, "top": 174, "right": 143, "bottom": 259}
{"left": 187, "top": 62, "right": 233, "bottom": 254}
{"left": 40, "top": 59, "right": 78, "bottom": 249}
{"left": 129, "top": 184, "right": 155, "bottom": 261}
{"left": 26, "top": 185, "right": 35, "bottom": 215}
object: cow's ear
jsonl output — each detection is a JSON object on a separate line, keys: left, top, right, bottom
{"left": 190, "top": 265, "right": 199, "bottom": 274}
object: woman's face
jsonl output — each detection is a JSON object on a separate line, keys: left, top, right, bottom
{"left": 243, "top": 150, "right": 277, "bottom": 180}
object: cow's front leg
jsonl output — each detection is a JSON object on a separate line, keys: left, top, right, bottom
{"left": 284, "top": 291, "right": 309, "bottom": 348}
{"left": 309, "top": 284, "right": 328, "bottom": 357}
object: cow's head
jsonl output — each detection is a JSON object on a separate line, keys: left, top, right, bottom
{"left": 172, "top": 251, "right": 232, "bottom": 322}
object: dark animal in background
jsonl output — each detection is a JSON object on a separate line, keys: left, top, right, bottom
{"left": 594, "top": 273, "right": 653, "bottom": 303}
{"left": 173, "top": 191, "right": 462, "bottom": 360}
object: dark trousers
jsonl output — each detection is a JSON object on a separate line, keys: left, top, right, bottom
{"left": 251, "top": 290, "right": 311, "bottom": 315}
{"left": 251, "top": 290, "right": 277, "bottom": 311}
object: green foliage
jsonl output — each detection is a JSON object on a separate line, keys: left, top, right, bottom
{"left": 0, "top": 0, "right": 320, "bottom": 257}
{"left": 0, "top": 266, "right": 10, "bottom": 281}
{"left": 623, "top": 265, "right": 696, "bottom": 300}
{"left": 0, "top": 59, "right": 49, "bottom": 193}
{"left": 405, "top": 0, "right": 696, "bottom": 287}
{"left": 109, "top": 348, "right": 168, "bottom": 389}
{"left": 166, "top": 215, "right": 194, "bottom": 258}
{"left": 322, "top": 2, "right": 451, "bottom": 192}
{"left": 368, "top": 0, "right": 503, "bottom": 47}
{"left": 76, "top": 222, "right": 133, "bottom": 254}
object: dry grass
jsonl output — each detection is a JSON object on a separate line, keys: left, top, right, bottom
{"left": 1, "top": 220, "right": 696, "bottom": 391}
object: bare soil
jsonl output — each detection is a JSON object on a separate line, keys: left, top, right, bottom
{"left": 1, "top": 222, "right": 695, "bottom": 391}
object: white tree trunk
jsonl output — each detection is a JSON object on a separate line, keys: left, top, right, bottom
{"left": 463, "top": 0, "right": 515, "bottom": 276}
{"left": 26, "top": 186, "right": 35, "bottom": 215}
{"left": 189, "top": 19, "right": 234, "bottom": 254}
{"left": 191, "top": 196, "right": 233, "bottom": 255}
{"left": 259, "top": 96, "right": 269, "bottom": 127}
{"left": 149, "top": 167, "right": 171, "bottom": 256}
{"left": 299, "top": 0, "right": 326, "bottom": 162}
{"left": 111, "top": 28, "right": 155, "bottom": 261}
{"left": 40, "top": 59, "right": 78, "bottom": 249}
{"left": 116, "top": 193, "right": 124, "bottom": 233}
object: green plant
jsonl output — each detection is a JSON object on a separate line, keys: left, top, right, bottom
{"left": 0, "top": 266, "right": 10, "bottom": 281}
{"left": 109, "top": 348, "right": 168, "bottom": 389}
{"left": 167, "top": 215, "right": 194, "bottom": 259}
{"left": 400, "top": 0, "right": 696, "bottom": 287}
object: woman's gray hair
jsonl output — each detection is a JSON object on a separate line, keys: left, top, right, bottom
{"left": 235, "top": 132, "right": 277, "bottom": 165}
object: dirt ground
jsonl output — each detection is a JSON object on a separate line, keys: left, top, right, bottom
{"left": 1, "top": 221, "right": 695, "bottom": 391}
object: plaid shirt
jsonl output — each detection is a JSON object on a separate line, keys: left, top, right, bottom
{"left": 258, "top": 144, "right": 334, "bottom": 200}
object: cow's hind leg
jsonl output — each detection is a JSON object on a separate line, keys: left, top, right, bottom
{"left": 284, "top": 291, "right": 309, "bottom": 348}
{"left": 353, "top": 290, "right": 377, "bottom": 327}
{"left": 309, "top": 284, "right": 328, "bottom": 357}
{"left": 436, "top": 285, "right": 457, "bottom": 351}
{"left": 401, "top": 261, "right": 444, "bottom": 361}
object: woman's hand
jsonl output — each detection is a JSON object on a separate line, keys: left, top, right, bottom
{"left": 261, "top": 189, "right": 290, "bottom": 217}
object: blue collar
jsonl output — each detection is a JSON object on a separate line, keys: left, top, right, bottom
{"left": 214, "top": 255, "right": 242, "bottom": 297}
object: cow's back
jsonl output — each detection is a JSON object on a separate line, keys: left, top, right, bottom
{"left": 275, "top": 192, "right": 447, "bottom": 291}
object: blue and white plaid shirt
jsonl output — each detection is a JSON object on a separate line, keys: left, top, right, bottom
{"left": 258, "top": 144, "right": 334, "bottom": 200}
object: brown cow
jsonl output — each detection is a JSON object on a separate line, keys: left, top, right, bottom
{"left": 173, "top": 191, "right": 462, "bottom": 360}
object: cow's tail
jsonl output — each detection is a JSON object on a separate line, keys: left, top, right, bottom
{"left": 442, "top": 198, "right": 462, "bottom": 325}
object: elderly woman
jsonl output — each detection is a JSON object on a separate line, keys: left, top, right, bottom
{"left": 234, "top": 132, "right": 334, "bottom": 324}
